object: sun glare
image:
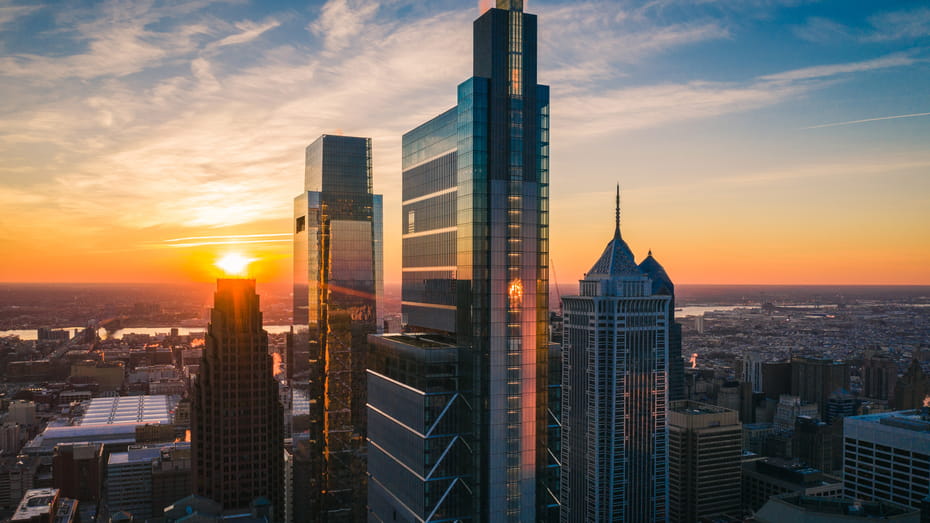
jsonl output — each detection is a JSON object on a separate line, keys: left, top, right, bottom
{"left": 215, "top": 252, "right": 256, "bottom": 277}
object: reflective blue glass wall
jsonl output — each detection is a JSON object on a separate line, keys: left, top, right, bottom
{"left": 293, "top": 134, "right": 383, "bottom": 522}
{"left": 402, "top": 109, "right": 459, "bottom": 334}
{"left": 374, "top": 4, "right": 551, "bottom": 522}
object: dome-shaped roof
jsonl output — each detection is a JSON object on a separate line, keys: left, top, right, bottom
{"left": 638, "top": 250, "right": 673, "bottom": 290}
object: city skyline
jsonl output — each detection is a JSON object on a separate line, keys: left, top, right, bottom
{"left": 2, "top": 0, "right": 929, "bottom": 286}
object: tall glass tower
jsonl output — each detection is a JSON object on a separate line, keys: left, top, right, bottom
{"left": 293, "top": 134, "right": 383, "bottom": 521}
{"left": 368, "top": 1, "right": 552, "bottom": 521}
{"left": 192, "top": 279, "right": 284, "bottom": 514}
{"left": 560, "top": 189, "right": 670, "bottom": 522}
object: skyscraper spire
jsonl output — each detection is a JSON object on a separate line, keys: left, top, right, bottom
{"left": 615, "top": 183, "right": 621, "bottom": 237}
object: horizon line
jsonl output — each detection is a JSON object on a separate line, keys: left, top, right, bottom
{"left": 2, "top": 281, "right": 930, "bottom": 287}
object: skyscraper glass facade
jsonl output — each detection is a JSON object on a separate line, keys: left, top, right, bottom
{"left": 560, "top": 197, "right": 670, "bottom": 522}
{"left": 371, "top": 2, "right": 551, "bottom": 521}
{"left": 293, "top": 134, "right": 383, "bottom": 522}
{"left": 367, "top": 334, "right": 473, "bottom": 522}
{"left": 401, "top": 108, "right": 458, "bottom": 334}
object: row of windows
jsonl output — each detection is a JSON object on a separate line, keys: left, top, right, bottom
{"left": 402, "top": 108, "right": 457, "bottom": 170}
{"left": 403, "top": 151, "right": 457, "bottom": 202}
{"left": 403, "top": 191, "right": 456, "bottom": 233}
{"left": 305, "top": 136, "right": 372, "bottom": 194}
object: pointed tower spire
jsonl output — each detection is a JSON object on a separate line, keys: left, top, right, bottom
{"left": 615, "top": 183, "right": 621, "bottom": 238}
{"left": 587, "top": 183, "right": 640, "bottom": 278}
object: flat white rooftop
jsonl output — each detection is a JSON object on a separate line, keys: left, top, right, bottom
{"left": 78, "top": 395, "right": 171, "bottom": 425}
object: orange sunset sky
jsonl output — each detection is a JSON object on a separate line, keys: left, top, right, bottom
{"left": 1, "top": 0, "right": 929, "bottom": 286}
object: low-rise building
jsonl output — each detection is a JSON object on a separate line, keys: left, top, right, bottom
{"left": 844, "top": 409, "right": 930, "bottom": 509}
{"left": 11, "top": 488, "right": 59, "bottom": 523}
{"left": 742, "top": 458, "right": 843, "bottom": 512}
{"left": 755, "top": 493, "right": 919, "bottom": 522}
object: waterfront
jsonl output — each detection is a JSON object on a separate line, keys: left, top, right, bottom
{"left": 0, "top": 325, "right": 294, "bottom": 340}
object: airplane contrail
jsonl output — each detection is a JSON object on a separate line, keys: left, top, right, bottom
{"left": 163, "top": 233, "right": 291, "bottom": 242}
{"left": 803, "top": 112, "right": 930, "bottom": 130}
{"left": 164, "top": 239, "right": 291, "bottom": 248}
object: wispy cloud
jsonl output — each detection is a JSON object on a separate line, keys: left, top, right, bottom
{"left": 792, "top": 7, "right": 930, "bottom": 44}
{"left": 164, "top": 233, "right": 291, "bottom": 243}
{"left": 0, "top": 1, "right": 41, "bottom": 28}
{"left": 802, "top": 112, "right": 930, "bottom": 130}
{"left": 557, "top": 79, "right": 805, "bottom": 138}
{"left": 309, "top": 0, "right": 381, "bottom": 51}
{"left": 707, "top": 158, "right": 930, "bottom": 187}
{"left": 760, "top": 53, "right": 917, "bottom": 83}
{"left": 0, "top": 0, "right": 924, "bottom": 238}
{"left": 163, "top": 239, "right": 291, "bottom": 248}
{"left": 865, "top": 7, "right": 930, "bottom": 42}
{"left": 207, "top": 18, "right": 281, "bottom": 50}
{"left": 540, "top": 2, "right": 728, "bottom": 87}
{"left": 0, "top": 0, "right": 251, "bottom": 81}
{"left": 557, "top": 52, "right": 921, "bottom": 140}
{"left": 792, "top": 17, "right": 851, "bottom": 43}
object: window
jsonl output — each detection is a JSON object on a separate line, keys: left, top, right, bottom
{"left": 296, "top": 216, "right": 306, "bottom": 233}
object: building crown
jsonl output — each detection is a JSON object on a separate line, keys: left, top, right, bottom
{"left": 586, "top": 185, "right": 640, "bottom": 279}
{"left": 479, "top": 0, "right": 524, "bottom": 13}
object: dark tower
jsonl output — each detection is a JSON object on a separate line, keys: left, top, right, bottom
{"left": 638, "top": 247, "right": 684, "bottom": 401}
{"left": 894, "top": 359, "right": 930, "bottom": 410}
{"left": 192, "top": 279, "right": 283, "bottom": 514}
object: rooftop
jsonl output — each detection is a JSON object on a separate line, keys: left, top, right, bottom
{"left": 670, "top": 400, "right": 732, "bottom": 415}
{"left": 79, "top": 395, "right": 171, "bottom": 425}
{"left": 108, "top": 445, "right": 163, "bottom": 466}
{"left": 53, "top": 498, "right": 78, "bottom": 523}
{"left": 848, "top": 408, "right": 930, "bottom": 433}
{"left": 379, "top": 333, "right": 458, "bottom": 349}
{"left": 755, "top": 493, "right": 918, "bottom": 522}
{"left": 12, "top": 488, "right": 58, "bottom": 521}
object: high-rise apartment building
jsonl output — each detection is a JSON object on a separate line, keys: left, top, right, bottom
{"left": 52, "top": 442, "right": 102, "bottom": 505}
{"left": 773, "top": 394, "right": 818, "bottom": 431}
{"left": 844, "top": 409, "right": 930, "bottom": 509}
{"left": 151, "top": 444, "right": 192, "bottom": 518}
{"left": 862, "top": 351, "right": 898, "bottom": 401}
{"left": 793, "top": 416, "right": 840, "bottom": 473}
{"left": 366, "top": 1, "right": 552, "bottom": 521}
{"left": 743, "top": 352, "right": 765, "bottom": 394}
{"left": 791, "top": 356, "right": 850, "bottom": 419}
{"left": 561, "top": 191, "right": 670, "bottom": 522}
{"left": 192, "top": 279, "right": 283, "bottom": 514}
{"left": 668, "top": 401, "right": 742, "bottom": 523}
{"left": 293, "top": 134, "right": 383, "bottom": 521}
{"left": 106, "top": 446, "right": 163, "bottom": 520}
{"left": 894, "top": 360, "right": 930, "bottom": 410}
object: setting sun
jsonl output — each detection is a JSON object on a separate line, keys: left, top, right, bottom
{"left": 215, "top": 252, "right": 257, "bottom": 277}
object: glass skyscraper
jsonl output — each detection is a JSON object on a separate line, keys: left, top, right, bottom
{"left": 367, "top": 1, "right": 553, "bottom": 521}
{"left": 560, "top": 190, "right": 671, "bottom": 522}
{"left": 293, "top": 134, "right": 383, "bottom": 521}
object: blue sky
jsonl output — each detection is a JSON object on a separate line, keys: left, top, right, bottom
{"left": 0, "top": 0, "right": 928, "bottom": 284}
